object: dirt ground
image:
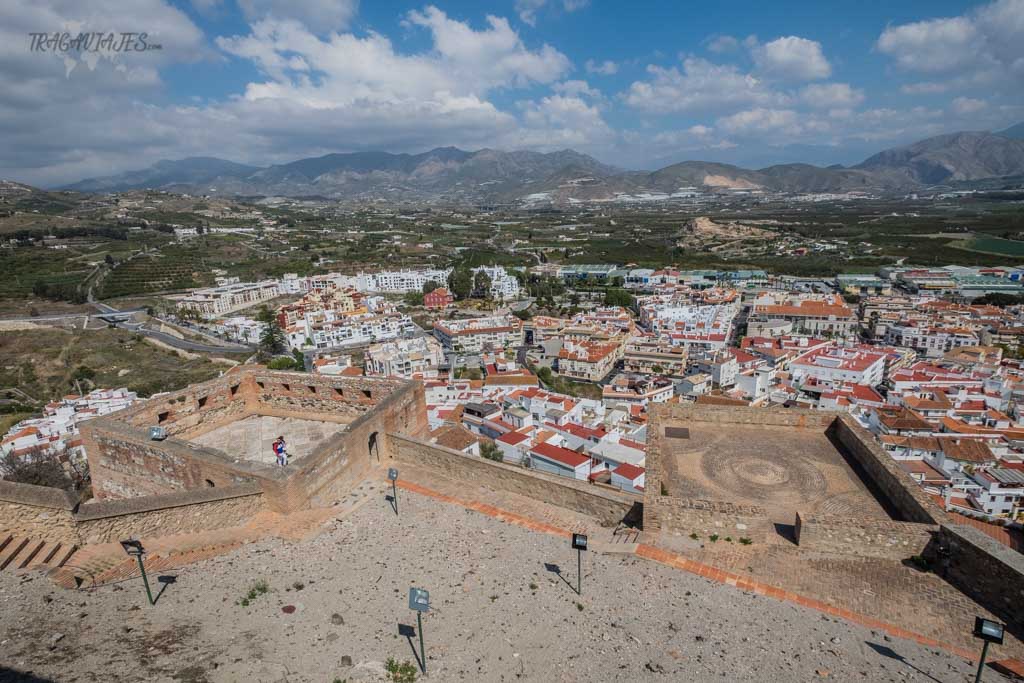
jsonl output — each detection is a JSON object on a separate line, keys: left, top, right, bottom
{"left": 0, "top": 488, "right": 1012, "bottom": 683}
{"left": 663, "top": 423, "right": 891, "bottom": 521}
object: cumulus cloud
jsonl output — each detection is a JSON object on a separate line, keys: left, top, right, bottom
{"left": 706, "top": 35, "right": 739, "bottom": 54}
{"left": 751, "top": 36, "right": 831, "bottom": 81}
{"left": 800, "top": 83, "right": 865, "bottom": 109}
{"left": 877, "top": 0, "right": 1024, "bottom": 83}
{"left": 237, "top": 0, "right": 359, "bottom": 32}
{"left": 552, "top": 79, "right": 602, "bottom": 98}
{"left": 585, "top": 59, "right": 618, "bottom": 75}
{"left": 514, "top": 0, "right": 588, "bottom": 26}
{"left": 623, "top": 57, "right": 788, "bottom": 114}
{"left": 952, "top": 96, "right": 987, "bottom": 115}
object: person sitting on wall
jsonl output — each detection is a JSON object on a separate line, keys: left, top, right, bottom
{"left": 273, "top": 436, "right": 288, "bottom": 467}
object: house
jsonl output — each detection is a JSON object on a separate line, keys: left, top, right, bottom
{"left": 610, "top": 463, "right": 645, "bottom": 492}
{"left": 528, "top": 442, "right": 591, "bottom": 480}
{"left": 969, "top": 468, "right": 1024, "bottom": 518}
{"left": 424, "top": 287, "right": 455, "bottom": 310}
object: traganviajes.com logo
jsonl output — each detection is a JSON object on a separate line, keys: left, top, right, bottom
{"left": 28, "top": 32, "right": 162, "bottom": 54}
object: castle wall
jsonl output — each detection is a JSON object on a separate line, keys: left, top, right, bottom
{"left": 795, "top": 512, "right": 936, "bottom": 561}
{"left": 389, "top": 434, "right": 636, "bottom": 527}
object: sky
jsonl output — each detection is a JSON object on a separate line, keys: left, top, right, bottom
{"left": 2, "top": 0, "right": 1024, "bottom": 187}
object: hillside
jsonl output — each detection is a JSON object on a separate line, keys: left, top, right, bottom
{"left": 56, "top": 123, "right": 1024, "bottom": 203}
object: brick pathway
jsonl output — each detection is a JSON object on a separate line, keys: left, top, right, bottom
{"left": 394, "top": 473, "right": 1024, "bottom": 665}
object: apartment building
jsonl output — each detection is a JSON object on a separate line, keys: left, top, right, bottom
{"left": 434, "top": 315, "right": 525, "bottom": 353}
{"left": 289, "top": 311, "right": 416, "bottom": 350}
{"left": 177, "top": 279, "right": 280, "bottom": 318}
{"left": 364, "top": 336, "right": 445, "bottom": 379}
{"left": 557, "top": 340, "right": 621, "bottom": 382}
{"left": 790, "top": 346, "right": 887, "bottom": 388}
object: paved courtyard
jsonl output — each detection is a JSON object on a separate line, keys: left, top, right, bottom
{"left": 662, "top": 423, "right": 892, "bottom": 521}
{"left": 191, "top": 415, "right": 348, "bottom": 464}
{"left": 0, "top": 484, "right": 1014, "bottom": 682}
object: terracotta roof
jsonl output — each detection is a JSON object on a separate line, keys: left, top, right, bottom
{"left": 613, "top": 463, "right": 645, "bottom": 480}
{"left": 940, "top": 439, "right": 995, "bottom": 464}
{"left": 530, "top": 442, "right": 589, "bottom": 468}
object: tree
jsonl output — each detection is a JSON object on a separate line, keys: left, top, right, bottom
{"left": 104, "top": 254, "right": 115, "bottom": 265}
{"left": 480, "top": 441, "right": 503, "bottom": 462}
{"left": 1, "top": 447, "right": 87, "bottom": 492}
{"left": 256, "top": 306, "right": 286, "bottom": 356}
{"left": 403, "top": 291, "right": 425, "bottom": 307}
{"left": 473, "top": 269, "right": 493, "bottom": 299}
{"left": 603, "top": 288, "right": 634, "bottom": 308}
{"left": 447, "top": 267, "right": 473, "bottom": 300}
{"left": 422, "top": 280, "right": 441, "bottom": 294}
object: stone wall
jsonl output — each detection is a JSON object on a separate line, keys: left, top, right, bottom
{"left": 265, "top": 381, "right": 428, "bottom": 512}
{"left": 80, "top": 422, "right": 263, "bottom": 500}
{"left": 926, "top": 524, "right": 1024, "bottom": 633}
{"left": 390, "top": 434, "right": 636, "bottom": 527}
{"left": 645, "top": 496, "right": 772, "bottom": 542}
{"left": 0, "top": 481, "right": 79, "bottom": 544}
{"left": 74, "top": 484, "right": 264, "bottom": 544}
{"left": 795, "top": 512, "right": 936, "bottom": 561}
{"left": 828, "top": 416, "right": 948, "bottom": 525}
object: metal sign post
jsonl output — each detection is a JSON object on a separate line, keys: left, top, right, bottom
{"left": 571, "top": 533, "right": 588, "bottom": 596}
{"left": 973, "top": 616, "right": 1005, "bottom": 683}
{"left": 409, "top": 587, "right": 430, "bottom": 673}
{"left": 388, "top": 468, "right": 399, "bottom": 515}
{"left": 120, "top": 539, "right": 154, "bottom": 605}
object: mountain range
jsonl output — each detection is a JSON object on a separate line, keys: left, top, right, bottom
{"left": 60, "top": 124, "right": 1024, "bottom": 204}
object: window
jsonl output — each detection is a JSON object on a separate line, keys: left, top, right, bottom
{"left": 362, "top": 389, "right": 372, "bottom": 399}
{"left": 157, "top": 411, "right": 169, "bottom": 424}
{"left": 308, "top": 385, "right": 317, "bottom": 394}
{"left": 205, "top": 479, "right": 216, "bottom": 488}
{"left": 197, "top": 396, "right": 208, "bottom": 409}
{"left": 229, "top": 384, "right": 239, "bottom": 397}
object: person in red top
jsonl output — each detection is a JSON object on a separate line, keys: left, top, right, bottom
{"left": 273, "top": 436, "right": 288, "bottom": 467}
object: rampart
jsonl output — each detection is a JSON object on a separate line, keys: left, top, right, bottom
{"left": 795, "top": 512, "right": 936, "bottom": 561}
{"left": 389, "top": 434, "right": 637, "bottom": 527}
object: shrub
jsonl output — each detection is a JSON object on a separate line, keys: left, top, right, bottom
{"left": 237, "top": 579, "right": 270, "bottom": 607}
{"left": 739, "top": 537, "right": 753, "bottom": 545}
{"left": 385, "top": 658, "right": 417, "bottom": 683}
{"left": 709, "top": 534, "right": 719, "bottom": 543}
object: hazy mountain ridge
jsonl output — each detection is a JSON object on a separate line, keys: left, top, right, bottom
{"left": 56, "top": 124, "right": 1024, "bottom": 202}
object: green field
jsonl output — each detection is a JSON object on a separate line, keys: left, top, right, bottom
{"left": 954, "top": 236, "right": 1024, "bottom": 258}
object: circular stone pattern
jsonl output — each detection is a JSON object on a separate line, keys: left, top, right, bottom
{"left": 729, "top": 458, "right": 791, "bottom": 487}
{"left": 699, "top": 451, "right": 828, "bottom": 503}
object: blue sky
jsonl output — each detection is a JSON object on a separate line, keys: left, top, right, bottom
{"left": 2, "top": 0, "right": 1023, "bottom": 185}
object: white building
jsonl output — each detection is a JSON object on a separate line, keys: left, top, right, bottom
{"left": 434, "top": 315, "right": 525, "bottom": 353}
{"left": 790, "top": 346, "right": 887, "bottom": 388}
{"left": 365, "top": 336, "right": 445, "bottom": 379}
{"left": 177, "top": 280, "right": 281, "bottom": 318}
{"left": 471, "top": 265, "right": 521, "bottom": 300}
{"left": 356, "top": 268, "right": 451, "bottom": 294}
{"left": 288, "top": 312, "right": 416, "bottom": 350}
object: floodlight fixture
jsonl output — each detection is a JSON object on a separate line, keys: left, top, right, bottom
{"left": 388, "top": 468, "right": 399, "bottom": 481}
{"left": 408, "top": 587, "right": 430, "bottom": 673}
{"left": 973, "top": 616, "right": 1005, "bottom": 683}
{"left": 120, "top": 538, "right": 154, "bottom": 605}
{"left": 388, "top": 468, "right": 399, "bottom": 515}
{"left": 571, "top": 533, "right": 588, "bottom": 595}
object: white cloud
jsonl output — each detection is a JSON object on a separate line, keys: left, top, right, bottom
{"left": 552, "top": 79, "right": 602, "bottom": 98}
{"left": 952, "top": 96, "right": 987, "bottom": 115}
{"left": 718, "top": 108, "right": 804, "bottom": 137}
{"left": 515, "top": 94, "right": 613, "bottom": 149}
{"left": 623, "top": 57, "right": 789, "bottom": 114}
{"left": 514, "top": 0, "right": 588, "bottom": 26}
{"left": 237, "top": 0, "right": 359, "bottom": 32}
{"left": 800, "top": 83, "right": 865, "bottom": 109}
{"left": 585, "top": 59, "right": 618, "bottom": 75}
{"left": 751, "top": 36, "right": 831, "bottom": 81}
{"left": 877, "top": 0, "right": 1024, "bottom": 83}
{"left": 706, "top": 35, "right": 739, "bottom": 54}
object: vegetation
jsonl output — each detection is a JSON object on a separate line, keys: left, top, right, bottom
{"left": 385, "top": 658, "right": 417, "bottom": 683}
{"left": 446, "top": 266, "right": 473, "bottom": 300}
{"left": 237, "top": 580, "right": 270, "bottom": 607}
{"left": 0, "top": 447, "right": 88, "bottom": 493}
{"left": 480, "top": 441, "right": 503, "bottom": 462}
{"left": 257, "top": 306, "right": 286, "bottom": 357}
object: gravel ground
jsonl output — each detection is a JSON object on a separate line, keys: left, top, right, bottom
{"left": 0, "top": 489, "right": 1010, "bottom": 683}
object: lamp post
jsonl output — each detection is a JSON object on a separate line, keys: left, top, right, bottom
{"left": 119, "top": 539, "right": 154, "bottom": 606}
{"left": 409, "top": 587, "right": 430, "bottom": 673}
{"left": 388, "top": 467, "right": 399, "bottom": 515}
{"left": 972, "top": 616, "right": 1005, "bottom": 683}
{"left": 571, "top": 533, "right": 588, "bottom": 596}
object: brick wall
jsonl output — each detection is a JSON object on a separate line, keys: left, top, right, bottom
{"left": 827, "top": 416, "right": 948, "bottom": 525}
{"left": 390, "top": 434, "right": 637, "bottom": 527}
{"left": 795, "top": 512, "right": 936, "bottom": 561}
{"left": 927, "top": 524, "right": 1024, "bottom": 633}
{"left": 0, "top": 481, "right": 79, "bottom": 544}
{"left": 74, "top": 484, "right": 264, "bottom": 544}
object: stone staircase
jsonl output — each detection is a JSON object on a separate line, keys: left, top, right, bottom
{"left": 0, "top": 531, "right": 77, "bottom": 573}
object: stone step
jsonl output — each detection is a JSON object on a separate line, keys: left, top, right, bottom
{"left": 0, "top": 538, "right": 29, "bottom": 571}
{"left": 16, "top": 540, "right": 46, "bottom": 570}
{"left": 0, "top": 533, "right": 13, "bottom": 555}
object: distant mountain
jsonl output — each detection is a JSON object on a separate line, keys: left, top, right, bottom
{"left": 60, "top": 126, "right": 1024, "bottom": 203}
{"left": 1000, "top": 122, "right": 1024, "bottom": 140}
{"left": 65, "top": 157, "right": 261, "bottom": 193}
{"left": 854, "top": 131, "right": 1024, "bottom": 185}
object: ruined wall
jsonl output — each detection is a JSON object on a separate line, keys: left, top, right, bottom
{"left": 926, "top": 524, "right": 1024, "bottom": 633}
{"left": 0, "top": 481, "right": 79, "bottom": 544}
{"left": 74, "top": 484, "right": 264, "bottom": 544}
{"left": 828, "top": 416, "right": 947, "bottom": 525}
{"left": 263, "top": 381, "right": 427, "bottom": 512}
{"left": 651, "top": 404, "right": 838, "bottom": 429}
{"left": 390, "top": 434, "right": 636, "bottom": 527}
{"left": 123, "top": 371, "right": 254, "bottom": 437}
{"left": 80, "top": 423, "right": 262, "bottom": 500}
{"left": 795, "top": 512, "right": 936, "bottom": 561}
{"left": 644, "top": 496, "right": 772, "bottom": 541}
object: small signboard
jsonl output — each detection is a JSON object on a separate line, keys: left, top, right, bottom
{"left": 974, "top": 617, "right": 1005, "bottom": 644}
